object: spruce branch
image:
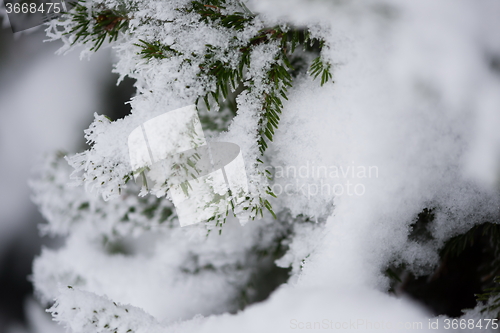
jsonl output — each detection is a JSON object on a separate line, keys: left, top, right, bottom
{"left": 67, "top": 1, "right": 129, "bottom": 51}
{"left": 134, "top": 39, "right": 181, "bottom": 60}
{"left": 60, "top": 0, "right": 334, "bottom": 227}
{"left": 310, "top": 56, "right": 333, "bottom": 86}
{"left": 476, "top": 276, "right": 500, "bottom": 317}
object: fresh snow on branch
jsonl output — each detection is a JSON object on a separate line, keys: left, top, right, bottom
{"left": 28, "top": 0, "right": 500, "bottom": 332}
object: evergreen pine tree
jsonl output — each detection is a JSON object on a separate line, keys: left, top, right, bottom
{"left": 23, "top": 0, "right": 500, "bottom": 331}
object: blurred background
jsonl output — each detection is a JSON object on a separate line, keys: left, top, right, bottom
{"left": 0, "top": 9, "right": 134, "bottom": 331}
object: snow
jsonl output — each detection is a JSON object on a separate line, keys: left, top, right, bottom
{"left": 29, "top": 0, "right": 500, "bottom": 332}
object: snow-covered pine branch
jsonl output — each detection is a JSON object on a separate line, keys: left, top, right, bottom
{"left": 45, "top": 0, "right": 332, "bottom": 226}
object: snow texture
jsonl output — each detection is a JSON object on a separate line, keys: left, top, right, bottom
{"left": 30, "top": 0, "right": 500, "bottom": 332}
